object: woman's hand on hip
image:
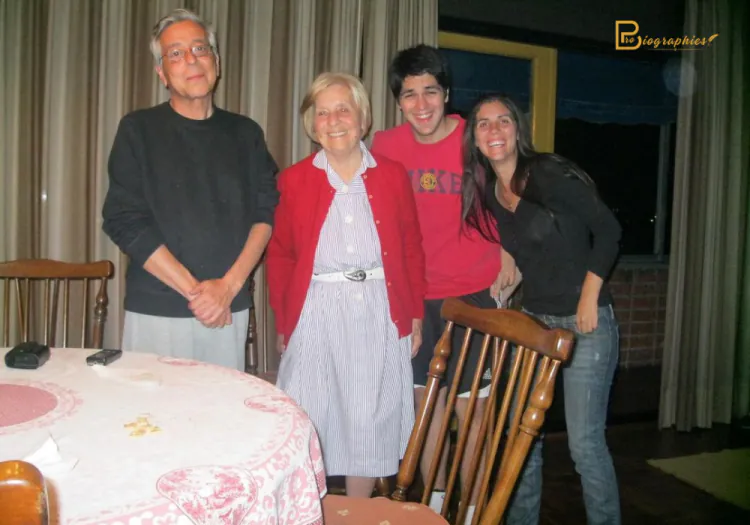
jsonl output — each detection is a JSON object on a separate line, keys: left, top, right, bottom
{"left": 576, "top": 297, "right": 599, "bottom": 333}
{"left": 411, "top": 319, "right": 423, "bottom": 358}
{"left": 577, "top": 272, "right": 604, "bottom": 333}
{"left": 276, "top": 334, "right": 286, "bottom": 354}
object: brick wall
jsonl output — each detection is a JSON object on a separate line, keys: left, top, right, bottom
{"left": 609, "top": 264, "right": 669, "bottom": 368}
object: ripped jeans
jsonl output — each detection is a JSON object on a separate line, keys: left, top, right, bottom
{"left": 506, "top": 305, "right": 621, "bottom": 525}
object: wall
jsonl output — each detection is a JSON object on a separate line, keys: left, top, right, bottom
{"left": 438, "top": 0, "right": 684, "bottom": 44}
{"left": 610, "top": 264, "right": 669, "bottom": 368}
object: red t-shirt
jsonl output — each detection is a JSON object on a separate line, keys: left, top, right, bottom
{"left": 371, "top": 117, "right": 501, "bottom": 299}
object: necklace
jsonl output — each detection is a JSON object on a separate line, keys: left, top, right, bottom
{"left": 495, "top": 181, "right": 519, "bottom": 212}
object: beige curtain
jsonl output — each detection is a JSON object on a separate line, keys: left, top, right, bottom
{"left": 659, "top": 0, "right": 749, "bottom": 430}
{"left": 1, "top": 0, "right": 47, "bottom": 262}
{"left": 363, "top": 0, "right": 440, "bottom": 137}
{"left": 0, "top": 0, "right": 436, "bottom": 373}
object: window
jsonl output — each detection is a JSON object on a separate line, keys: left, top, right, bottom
{"left": 554, "top": 119, "right": 675, "bottom": 257}
{"left": 438, "top": 31, "right": 678, "bottom": 260}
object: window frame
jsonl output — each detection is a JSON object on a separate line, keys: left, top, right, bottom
{"left": 438, "top": 31, "right": 558, "bottom": 152}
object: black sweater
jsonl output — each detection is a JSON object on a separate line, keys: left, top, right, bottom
{"left": 102, "top": 102, "right": 279, "bottom": 317}
{"left": 488, "top": 157, "right": 622, "bottom": 316}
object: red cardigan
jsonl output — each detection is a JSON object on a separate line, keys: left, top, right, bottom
{"left": 266, "top": 152, "right": 426, "bottom": 340}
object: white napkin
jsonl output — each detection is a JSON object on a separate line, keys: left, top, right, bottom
{"left": 23, "top": 436, "right": 78, "bottom": 478}
{"left": 90, "top": 364, "right": 162, "bottom": 389}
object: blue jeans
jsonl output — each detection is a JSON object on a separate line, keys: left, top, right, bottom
{"left": 506, "top": 305, "right": 621, "bottom": 525}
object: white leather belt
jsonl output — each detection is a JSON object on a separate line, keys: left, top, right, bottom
{"left": 311, "top": 267, "right": 385, "bottom": 283}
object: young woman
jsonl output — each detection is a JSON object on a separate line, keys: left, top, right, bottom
{"left": 461, "top": 93, "right": 622, "bottom": 525}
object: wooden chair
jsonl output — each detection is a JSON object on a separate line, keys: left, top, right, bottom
{"left": 243, "top": 278, "right": 280, "bottom": 384}
{"left": 244, "top": 279, "right": 260, "bottom": 375}
{"left": 0, "top": 259, "right": 114, "bottom": 348}
{"left": 323, "top": 297, "right": 574, "bottom": 525}
{"left": 0, "top": 460, "right": 49, "bottom": 525}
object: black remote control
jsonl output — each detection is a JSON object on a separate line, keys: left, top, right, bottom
{"left": 86, "top": 349, "right": 123, "bottom": 366}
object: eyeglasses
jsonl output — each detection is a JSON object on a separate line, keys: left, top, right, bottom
{"left": 161, "top": 44, "right": 214, "bottom": 63}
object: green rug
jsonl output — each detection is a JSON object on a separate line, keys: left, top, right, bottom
{"left": 647, "top": 448, "right": 750, "bottom": 510}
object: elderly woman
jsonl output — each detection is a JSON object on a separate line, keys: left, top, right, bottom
{"left": 266, "top": 72, "right": 426, "bottom": 497}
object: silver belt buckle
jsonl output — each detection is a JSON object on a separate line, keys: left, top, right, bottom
{"left": 344, "top": 269, "right": 366, "bottom": 282}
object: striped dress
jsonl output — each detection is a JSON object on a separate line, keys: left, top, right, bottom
{"left": 276, "top": 143, "right": 415, "bottom": 477}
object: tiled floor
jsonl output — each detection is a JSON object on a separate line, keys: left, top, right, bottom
{"left": 327, "top": 421, "right": 750, "bottom": 524}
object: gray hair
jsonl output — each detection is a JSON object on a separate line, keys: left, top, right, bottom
{"left": 150, "top": 8, "right": 219, "bottom": 64}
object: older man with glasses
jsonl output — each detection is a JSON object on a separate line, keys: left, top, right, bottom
{"left": 102, "top": 8, "right": 278, "bottom": 369}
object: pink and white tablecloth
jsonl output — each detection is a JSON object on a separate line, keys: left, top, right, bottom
{"left": 0, "top": 348, "right": 326, "bottom": 525}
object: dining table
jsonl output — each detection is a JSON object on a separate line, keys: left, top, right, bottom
{"left": 0, "top": 347, "right": 326, "bottom": 525}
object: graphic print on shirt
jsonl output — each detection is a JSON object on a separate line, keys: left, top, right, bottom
{"left": 409, "top": 169, "right": 462, "bottom": 194}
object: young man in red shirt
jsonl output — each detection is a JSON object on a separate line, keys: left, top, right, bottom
{"left": 371, "top": 44, "right": 513, "bottom": 521}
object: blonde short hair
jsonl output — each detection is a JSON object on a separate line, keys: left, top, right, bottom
{"left": 300, "top": 72, "right": 372, "bottom": 142}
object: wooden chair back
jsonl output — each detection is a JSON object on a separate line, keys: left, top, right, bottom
{"left": 0, "top": 259, "right": 114, "bottom": 348}
{"left": 392, "top": 297, "right": 575, "bottom": 525}
{"left": 0, "top": 460, "right": 49, "bottom": 525}
{"left": 244, "top": 278, "right": 259, "bottom": 375}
